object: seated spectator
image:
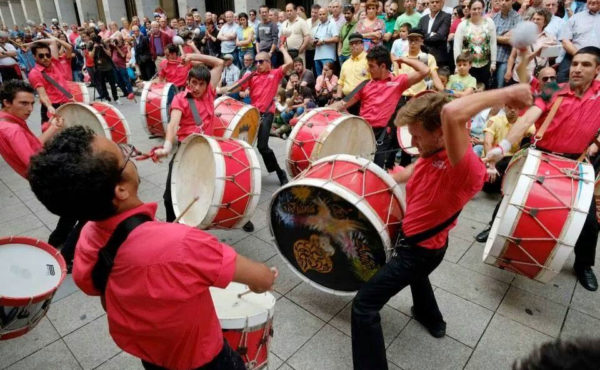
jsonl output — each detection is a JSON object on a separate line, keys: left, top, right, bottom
{"left": 315, "top": 62, "right": 338, "bottom": 106}
{"left": 221, "top": 54, "right": 240, "bottom": 87}
{"left": 447, "top": 53, "right": 477, "bottom": 97}
{"left": 273, "top": 87, "right": 292, "bottom": 139}
{"left": 281, "top": 73, "right": 306, "bottom": 124}
{"left": 292, "top": 57, "right": 315, "bottom": 91}
{"left": 390, "top": 22, "right": 410, "bottom": 58}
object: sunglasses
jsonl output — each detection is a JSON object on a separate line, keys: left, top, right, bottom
{"left": 36, "top": 53, "right": 51, "bottom": 59}
{"left": 218, "top": 22, "right": 225, "bottom": 25}
{"left": 118, "top": 143, "right": 140, "bottom": 174}
{"left": 541, "top": 76, "right": 556, "bottom": 82}
{"left": 255, "top": 59, "right": 268, "bottom": 64}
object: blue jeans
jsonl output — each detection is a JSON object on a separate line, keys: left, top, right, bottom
{"left": 314, "top": 58, "right": 335, "bottom": 76}
{"left": 495, "top": 61, "right": 508, "bottom": 88}
{"left": 339, "top": 55, "right": 350, "bottom": 66}
{"left": 114, "top": 67, "right": 133, "bottom": 94}
{"left": 72, "top": 69, "right": 83, "bottom": 82}
{"left": 280, "top": 107, "right": 304, "bottom": 123}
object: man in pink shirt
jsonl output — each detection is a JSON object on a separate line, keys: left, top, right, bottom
{"left": 27, "top": 126, "right": 278, "bottom": 370}
{"left": 351, "top": 85, "right": 532, "bottom": 369}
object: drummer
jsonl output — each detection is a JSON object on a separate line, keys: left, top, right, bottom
{"left": 330, "top": 45, "right": 429, "bottom": 169}
{"left": 156, "top": 43, "right": 197, "bottom": 91}
{"left": 27, "top": 126, "right": 278, "bottom": 369}
{"left": 219, "top": 46, "right": 294, "bottom": 187}
{"left": 483, "top": 47, "right": 600, "bottom": 292}
{"left": 351, "top": 85, "right": 531, "bottom": 369}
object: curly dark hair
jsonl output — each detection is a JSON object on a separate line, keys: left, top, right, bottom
{"left": 28, "top": 126, "right": 121, "bottom": 221}
{"left": 366, "top": 45, "right": 392, "bottom": 70}
{"left": 0, "top": 80, "right": 34, "bottom": 107}
{"left": 513, "top": 338, "right": 600, "bottom": 370}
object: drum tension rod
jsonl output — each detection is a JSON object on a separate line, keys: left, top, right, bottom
{"left": 528, "top": 208, "right": 539, "bottom": 217}
{"left": 535, "top": 176, "right": 545, "bottom": 184}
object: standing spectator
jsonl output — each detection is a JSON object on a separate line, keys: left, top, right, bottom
{"left": 391, "top": 22, "right": 410, "bottom": 58}
{"left": 256, "top": 5, "right": 279, "bottom": 65}
{"left": 249, "top": 9, "right": 260, "bottom": 28}
{"left": 202, "top": 20, "right": 221, "bottom": 57}
{"left": 217, "top": 11, "right": 239, "bottom": 62}
{"left": 68, "top": 25, "right": 79, "bottom": 45}
{"left": 184, "top": 13, "right": 197, "bottom": 31}
{"left": 334, "top": 33, "right": 370, "bottom": 115}
{"left": 379, "top": 0, "right": 399, "bottom": 51}
{"left": 0, "top": 32, "right": 19, "bottom": 82}
{"left": 98, "top": 22, "right": 112, "bottom": 40}
{"left": 395, "top": 0, "right": 423, "bottom": 31}
{"left": 281, "top": 3, "right": 311, "bottom": 62}
{"left": 356, "top": 0, "right": 386, "bottom": 50}
{"left": 111, "top": 37, "right": 134, "bottom": 98}
{"left": 330, "top": 1, "right": 347, "bottom": 30}
{"left": 132, "top": 26, "right": 155, "bottom": 81}
{"left": 313, "top": 7, "right": 340, "bottom": 76}
{"left": 315, "top": 62, "right": 338, "bottom": 106}
{"left": 120, "top": 17, "right": 132, "bottom": 41}
{"left": 487, "top": 0, "right": 503, "bottom": 18}
{"left": 83, "top": 41, "right": 96, "bottom": 86}
{"left": 493, "top": 0, "right": 521, "bottom": 88}
{"left": 454, "top": 0, "right": 497, "bottom": 88}
{"left": 306, "top": 4, "right": 321, "bottom": 72}
{"left": 240, "top": 52, "right": 255, "bottom": 76}
{"left": 91, "top": 37, "right": 121, "bottom": 103}
{"left": 416, "top": 0, "right": 428, "bottom": 13}
{"left": 339, "top": 5, "right": 358, "bottom": 65}
{"left": 418, "top": 0, "right": 452, "bottom": 67}
{"left": 149, "top": 21, "right": 171, "bottom": 71}
{"left": 558, "top": 0, "right": 600, "bottom": 82}
{"left": 236, "top": 13, "right": 255, "bottom": 67}
{"left": 15, "top": 37, "right": 35, "bottom": 79}
{"left": 55, "top": 32, "right": 73, "bottom": 81}
{"left": 543, "top": 0, "right": 566, "bottom": 39}
{"left": 422, "top": 0, "right": 454, "bottom": 14}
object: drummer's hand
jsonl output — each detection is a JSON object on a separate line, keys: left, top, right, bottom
{"left": 154, "top": 141, "right": 173, "bottom": 158}
{"left": 484, "top": 147, "right": 503, "bottom": 166}
{"left": 505, "top": 84, "right": 533, "bottom": 109}
{"left": 49, "top": 115, "right": 64, "bottom": 129}
{"left": 270, "top": 266, "right": 279, "bottom": 281}
{"left": 47, "top": 105, "right": 56, "bottom": 117}
{"left": 486, "top": 165, "right": 499, "bottom": 183}
{"left": 588, "top": 143, "right": 599, "bottom": 157}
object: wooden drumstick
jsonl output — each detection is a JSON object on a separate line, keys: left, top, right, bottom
{"left": 237, "top": 289, "right": 253, "bottom": 298}
{"left": 173, "top": 196, "right": 199, "bottom": 223}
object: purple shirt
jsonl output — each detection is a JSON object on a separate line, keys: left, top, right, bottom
{"left": 152, "top": 35, "right": 164, "bottom": 56}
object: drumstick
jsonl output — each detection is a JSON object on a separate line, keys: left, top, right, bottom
{"left": 237, "top": 289, "right": 253, "bottom": 298}
{"left": 173, "top": 196, "right": 199, "bottom": 223}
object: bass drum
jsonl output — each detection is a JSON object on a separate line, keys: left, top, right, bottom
{"left": 56, "top": 102, "right": 131, "bottom": 144}
{"left": 140, "top": 82, "right": 176, "bottom": 137}
{"left": 66, "top": 81, "right": 90, "bottom": 104}
{"left": 270, "top": 154, "right": 405, "bottom": 294}
{"left": 213, "top": 96, "right": 260, "bottom": 145}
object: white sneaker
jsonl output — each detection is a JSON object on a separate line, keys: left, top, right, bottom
{"left": 115, "top": 99, "right": 122, "bottom": 105}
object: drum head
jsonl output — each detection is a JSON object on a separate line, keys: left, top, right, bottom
{"left": 316, "top": 116, "right": 375, "bottom": 160}
{"left": 0, "top": 238, "right": 64, "bottom": 300}
{"left": 56, "top": 103, "right": 110, "bottom": 138}
{"left": 270, "top": 184, "right": 388, "bottom": 294}
{"left": 171, "top": 135, "right": 216, "bottom": 227}
{"left": 230, "top": 106, "right": 260, "bottom": 145}
{"left": 210, "top": 282, "right": 276, "bottom": 329}
{"left": 398, "top": 126, "right": 419, "bottom": 156}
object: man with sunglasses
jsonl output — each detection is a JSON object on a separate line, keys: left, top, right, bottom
{"left": 220, "top": 46, "right": 294, "bottom": 186}
{"left": 27, "top": 125, "right": 278, "bottom": 370}
{"left": 28, "top": 43, "right": 72, "bottom": 124}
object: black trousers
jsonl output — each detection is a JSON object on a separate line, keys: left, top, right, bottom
{"left": 482, "top": 155, "right": 512, "bottom": 194}
{"left": 352, "top": 243, "right": 447, "bottom": 370}
{"left": 141, "top": 339, "right": 245, "bottom": 370}
{"left": 139, "top": 60, "right": 156, "bottom": 81}
{"left": 385, "top": 96, "right": 411, "bottom": 169}
{"left": 40, "top": 102, "right": 63, "bottom": 125}
{"left": 95, "top": 68, "right": 119, "bottom": 101}
{"left": 257, "top": 112, "right": 283, "bottom": 173}
{"left": 470, "top": 65, "right": 492, "bottom": 90}
{"left": 163, "top": 146, "right": 178, "bottom": 223}
{"left": 372, "top": 127, "right": 394, "bottom": 170}
{"left": 0, "top": 65, "right": 20, "bottom": 82}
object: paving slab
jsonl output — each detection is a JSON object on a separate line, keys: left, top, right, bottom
{"left": 569, "top": 270, "right": 600, "bottom": 320}
{"left": 510, "top": 268, "right": 577, "bottom": 307}
{"left": 458, "top": 242, "right": 516, "bottom": 284}
{"left": 288, "top": 325, "right": 353, "bottom": 370}
{"left": 46, "top": 291, "right": 106, "bottom": 337}
{"left": 6, "top": 339, "right": 81, "bottom": 370}
{"left": 0, "top": 318, "right": 60, "bottom": 368}
{"left": 286, "top": 282, "right": 352, "bottom": 322}
{"left": 96, "top": 351, "right": 143, "bottom": 370}
{"left": 265, "top": 254, "right": 302, "bottom": 295}
{"left": 560, "top": 308, "right": 600, "bottom": 340}
{"left": 233, "top": 235, "right": 278, "bottom": 262}
{"left": 63, "top": 317, "right": 120, "bottom": 370}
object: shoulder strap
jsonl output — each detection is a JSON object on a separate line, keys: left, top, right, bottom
{"left": 41, "top": 71, "right": 73, "bottom": 100}
{"left": 343, "top": 79, "right": 369, "bottom": 102}
{"left": 91, "top": 213, "right": 152, "bottom": 293}
{"left": 186, "top": 97, "right": 203, "bottom": 128}
{"left": 398, "top": 210, "right": 461, "bottom": 247}
{"left": 534, "top": 96, "right": 563, "bottom": 143}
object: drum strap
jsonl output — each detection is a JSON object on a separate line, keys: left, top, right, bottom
{"left": 343, "top": 79, "right": 369, "bottom": 103}
{"left": 186, "top": 97, "right": 203, "bottom": 128}
{"left": 91, "top": 213, "right": 152, "bottom": 293}
{"left": 534, "top": 97, "right": 563, "bottom": 144}
{"left": 41, "top": 71, "right": 73, "bottom": 100}
{"left": 395, "top": 210, "right": 461, "bottom": 248}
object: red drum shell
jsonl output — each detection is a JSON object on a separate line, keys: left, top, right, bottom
{"left": 213, "top": 96, "right": 260, "bottom": 145}
{"left": 66, "top": 81, "right": 90, "bottom": 104}
{"left": 56, "top": 102, "right": 131, "bottom": 144}
{"left": 140, "top": 82, "right": 176, "bottom": 137}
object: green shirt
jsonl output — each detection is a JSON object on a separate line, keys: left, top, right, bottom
{"left": 378, "top": 15, "right": 398, "bottom": 51}
{"left": 340, "top": 20, "right": 358, "bottom": 57}
{"left": 446, "top": 74, "right": 477, "bottom": 92}
{"left": 394, "top": 12, "right": 422, "bottom": 30}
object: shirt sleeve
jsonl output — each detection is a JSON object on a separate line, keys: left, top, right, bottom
{"left": 560, "top": 17, "right": 574, "bottom": 41}
{"left": 395, "top": 73, "right": 409, "bottom": 92}
{"left": 158, "top": 60, "right": 167, "bottom": 77}
{"left": 169, "top": 93, "right": 186, "bottom": 114}
{"left": 28, "top": 69, "right": 43, "bottom": 89}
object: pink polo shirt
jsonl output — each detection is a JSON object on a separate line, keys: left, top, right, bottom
{"left": 57, "top": 54, "right": 73, "bottom": 81}
{"left": 170, "top": 86, "right": 216, "bottom": 141}
{"left": 239, "top": 67, "right": 284, "bottom": 113}
{"left": 28, "top": 59, "right": 72, "bottom": 104}
{"left": 357, "top": 73, "right": 409, "bottom": 128}
{"left": 533, "top": 80, "right": 600, "bottom": 154}
{"left": 158, "top": 58, "right": 192, "bottom": 87}
{"left": 0, "top": 111, "right": 42, "bottom": 178}
{"left": 402, "top": 149, "right": 486, "bottom": 249}
{"left": 73, "top": 202, "right": 237, "bottom": 369}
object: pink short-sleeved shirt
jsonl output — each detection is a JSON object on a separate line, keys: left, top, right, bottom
{"left": 28, "top": 59, "right": 72, "bottom": 104}
{"left": 170, "top": 86, "right": 216, "bottom": 141}
{"left": 239, "top": 67, "right": 285, "bottom": 113}
{"left": 158, "top": 58, "right": 192, "bottom": 87}
{"left": 357, "top": 73, "right": 409, "bottom": 128}
{"left": 0, "top": 111, "right": 42, "bottom": 178}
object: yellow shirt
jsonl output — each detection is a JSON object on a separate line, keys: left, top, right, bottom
{"left": 483, "top": 114, "right": 535, "bottom": 156}
{"left": 393, "top": 52, "right": 437, "bottom": 96}
{"left": 339, "top": 52, "right": 370, "bottom": 96}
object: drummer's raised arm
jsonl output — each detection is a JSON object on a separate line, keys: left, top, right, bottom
{"left": 182, "top": 53, "right": 224, "bottom": 90}
{"left": 280, "top": 45, "right": 293, "bottom": 74}
{"left": 441, "top": 84, "right": 533, "bottom": 166}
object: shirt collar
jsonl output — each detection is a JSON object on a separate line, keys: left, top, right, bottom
{"left": 0, "top": 111, "right": 27, "bottom": 127}
{"left": 95, "top": 202, "right": 157, "bottom": 232}
{"left": 558, "top": 79, "right": 600, "bottom": 98}
{"left": 351, "top": 51, "right": 366, "bottom": 61}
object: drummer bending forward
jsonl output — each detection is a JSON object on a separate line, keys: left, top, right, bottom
{"left": 28, "top": 126, "right": 278, "bottom": 369}
{"left": 219, "top": 46, "right": 294, "bottom": 186}
{"left": 351, "top": 85, "right": 532, "bottom": 370}
{"left": 154, "top": 55, "right": 223, "bottom": 223}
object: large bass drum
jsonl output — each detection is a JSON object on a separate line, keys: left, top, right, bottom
{"left": 140, "top": 81, "right": 176, "bottom": 137}
{"left": 56, "top": 102, "right": 131, "bottom": 144}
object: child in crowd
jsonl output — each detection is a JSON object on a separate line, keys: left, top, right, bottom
{"left": 437, "top": 66, "right": 451, "bottom": 92}
{"left": 272, "top": 87, "right": 290, "bottom": 139}
{"left": 447, "top": 52, "right": 477, "bottom": 97}
{"left": 390, "top": 23, "right": 410, "bottom": 59}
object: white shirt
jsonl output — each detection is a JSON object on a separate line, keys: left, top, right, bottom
{"left": 0, "top": 43, "right": 16, "bottom": 66}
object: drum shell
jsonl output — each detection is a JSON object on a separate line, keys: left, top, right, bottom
{"left": 140, "top": 82, "right": 176, "bottom": 137}
{"left": 171, "top": 134, "right": 261, "bottom": 229}
{"left": 66, "top": 81, "right": 90, "bottom": 104}
{"left": 285, "top": 108, "right": 376, "bottom": 177}
{"left": 56, "top": 102, "right": 131, "bottom": 144}
{"left": 483, "top": 149, "right": 594, "bottom": 282}
{"left": 213, "top": 96, "right": 260, "bottom": 145}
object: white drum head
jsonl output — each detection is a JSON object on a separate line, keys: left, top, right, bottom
{"left": 172, "top": 135, "right": 217, "bottom": 228}
{"left": 210, "top": 282, "right": 276, "bottom": 329}
{"left": 316, "top": 116, "right": 376, "bottom": 161}
{"left": 0, "top": 243, "right": 62, "bottom": 298}
{"left": 56, "top": 103, "right": 110, "bottom": 138}
{"left": 399, "top": 126, "right": 419, "bottom": 156}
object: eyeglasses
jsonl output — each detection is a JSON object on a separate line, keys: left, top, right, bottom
{"left": 218, "top": 22, "right": 225, "bottom": 25}
{"left": 541, "top": 76, "right": 556, "bottom": 82}
{"left": 118, "top": 143, "right": 139, "bottom": 174}
{"left": 255, "top": 59, "right": 268, "bottom": 64}
{"left": 36, "top": 53, "right": 51, "bottom": 59}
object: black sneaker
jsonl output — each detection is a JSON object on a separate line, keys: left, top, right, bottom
{"left": 277, "top": 169, "right": 288, "bottom": 185}
{"left": 242, "top": 221, "right": 255, "bottom": 233}
{"left": 475, "top": 225, "right": 491, "bottom": 243}
{"left": 411, "top": 306, "right": 446, "bottom": 338}
{"left": 575, "top": 266, "right": 598, "bottom": 291}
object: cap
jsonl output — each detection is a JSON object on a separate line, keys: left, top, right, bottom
{"left": 348, "top": 32, "right": 363, "bottom": 43}
{"left": 407, "top": 28, "right": 425, "bottom": 38}
{"left": 223, "top": 54, "right": 234, "bottom": 60}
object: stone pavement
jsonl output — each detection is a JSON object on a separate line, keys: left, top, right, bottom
{"left": 1, "top": 97, "right": 599, "bottom": 370}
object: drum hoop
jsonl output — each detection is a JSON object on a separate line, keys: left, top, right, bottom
{"left": 312, "top": 115, "right": 376, "bottom": 162}
{"left": 160, "top": 83, "right": 175, "bottom": 127}
{"left": 285, "top": 108, "right": 337, "bottom": 177}
{"left": 213, "top": 95, "right": 231, "bottom": 107}
{"left": 232, "top": 139, "right": 262, "bottom": 228}
{"left": 56, "top": 103, "right": 112, "bottom": 139}
{"left": 93, "top": 101, "right": 132, "bottom": 141}
{"left": 139, "top": 81, "right": 151, "bottom": 116}
{"left": 77, "top": 82, "right": 90, "bottom": 104}
{"left": 399, "top": 126, "right": 419, "bottom": 156}
{"left": 0, "top": 236, "right": 67, "bottom": 306}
